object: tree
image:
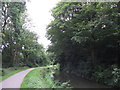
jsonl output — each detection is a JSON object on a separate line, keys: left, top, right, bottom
{"left": 47, "top": 2, "right": 120, "bottom": 71}
{"left": 2, "top": 2, "right": 26, "bottom": 67}
{"left": 2, "top": 2, "right": 48, "bottom": 67}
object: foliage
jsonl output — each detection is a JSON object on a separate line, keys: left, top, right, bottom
{"left": 93, "top": 65, "right": 120, "bottom": 87}
{"left": 47, "top": 2, "right": 120, "bottom": 87}
{"left": 2, "top": 2, "right": 48, "bottom": 67}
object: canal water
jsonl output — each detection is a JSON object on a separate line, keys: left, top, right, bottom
{"left": 55, "top": 73, "right": 108, "bottom": 88}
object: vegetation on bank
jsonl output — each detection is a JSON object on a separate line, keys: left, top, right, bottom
{"left": 47, "top": 2, "right": 120, "bottom": 87}
{"left": 0, "top": 67, "right": 29, "bottom": 82}
{"left": 21, "top": 65, "right": 70, "bottom": 88}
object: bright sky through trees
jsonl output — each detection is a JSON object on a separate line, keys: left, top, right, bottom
{"left": 26, "top": 0, "right": 60, "bottom": 48}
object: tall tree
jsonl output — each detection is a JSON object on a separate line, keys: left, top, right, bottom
{"left": 2, "top": 2, "right": 48, "bottom": 67}
{"left": 2, "top": 2, "right": 26, "bottom": 66}
{"left": 47, "top": 2, "right": 120, "bottom": 71}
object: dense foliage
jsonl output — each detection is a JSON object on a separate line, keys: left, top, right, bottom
{"left": 1, "top": 2, "right": 48, "bottom": 68}
{"left": 47, "top": 2, "right": 120, "bottom": 87}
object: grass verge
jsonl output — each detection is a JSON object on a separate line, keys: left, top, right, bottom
{"left": 21, "top": 65, "right": 70, "bottom": 88}
{"left": 0, "top": 68, "right": 29, "bottom": 82}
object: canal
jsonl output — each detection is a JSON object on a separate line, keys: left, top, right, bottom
{"left": 55, "top": 73, "right": 109, "bottom": 88}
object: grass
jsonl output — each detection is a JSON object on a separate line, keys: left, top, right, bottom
{"left": 21, "top": 65, "right": 68, "bottom": 88}
{"left": 0, "top": 67, "right": 29, "bottom": 82}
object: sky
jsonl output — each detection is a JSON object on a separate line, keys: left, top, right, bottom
{"left": 26, "top": 0, "right": 61, "bottom": 48}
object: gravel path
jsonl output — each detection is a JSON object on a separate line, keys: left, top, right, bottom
{"left": 0, "top": 68, "right": 34, "bottom": 89}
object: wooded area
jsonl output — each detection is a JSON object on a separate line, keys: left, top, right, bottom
{"left": 47, "top": 2, "right": 120, "bottom": 87}
{"left": 1, "top": 2, "right": 49, "bottom": 67}
{"left": 1, "top": 1, "right": 120, "bottom": 88}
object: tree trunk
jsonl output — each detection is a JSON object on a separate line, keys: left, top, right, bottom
{"left": 90, "top": 41, "right": 97, "bottom": 66}
{"left": 13, "top": 45, "right": 20, "bottom": 66}
{"left": 116, "top": 45, "right": 120, "bottom": 65}
{"left": 91, "top": 48, "right": 96, "bottom": 66}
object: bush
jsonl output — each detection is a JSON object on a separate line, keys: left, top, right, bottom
{"left": 93, "top": 64, "right": 120, "bottom": 87}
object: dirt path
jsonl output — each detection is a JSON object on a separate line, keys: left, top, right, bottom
{"left": 0, "top": 68, "right": 34, "bottom": 89}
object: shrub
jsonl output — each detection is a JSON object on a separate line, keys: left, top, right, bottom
{"left": 93, "top": 64, "right": 120, "bottom": 87}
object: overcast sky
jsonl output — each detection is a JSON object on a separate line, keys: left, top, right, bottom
{"left": 26, "top": 0, "right": 61, "bottom": 48}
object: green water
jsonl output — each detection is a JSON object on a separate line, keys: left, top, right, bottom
{"left": 55, "top": 73, "right": 109, "bottom": 88}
